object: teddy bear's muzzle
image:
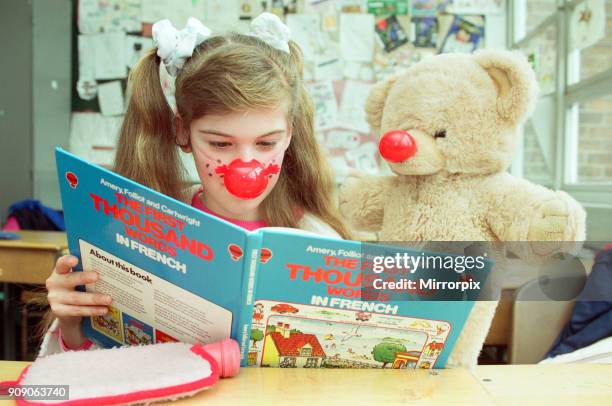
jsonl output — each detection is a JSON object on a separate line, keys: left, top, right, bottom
{"left": 378, "top": 130, "right": 417, "bottom": 163}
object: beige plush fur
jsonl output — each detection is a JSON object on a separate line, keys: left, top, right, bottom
{"left": 339, "top": 50, "right": 586, "bottom": 368}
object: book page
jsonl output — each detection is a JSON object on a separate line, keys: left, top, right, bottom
{"left": 80, "top": 240, "right": 232, "bottom": 345}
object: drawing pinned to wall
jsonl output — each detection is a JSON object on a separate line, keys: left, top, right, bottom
{"left": 412, "top": 16, "right": 438, "bottom": 48}
{"left": 271, "top": 0, "right": 298, "bottom": 17}
{"left": 340, "top": 13, "right": 375, "bottom": 62}
{"left": 570, "top": 0, "right": 605, "bottom": 51}
{"left": 410, "top": 0, "right": 438, "bottom": 16}
{"left": 97, "top": 81, "right": 125, "bottom": 117}
{"left": 336, "top": 0, "right": 365, "bottom": 13}
{"left": 305, "top": 81, "right": 339, "bottom": 132}
{"left": 367, "top": 0, "right": 409, "bottom": 16}
{"left": 337, "top": 80, "right": 372, "bottom": 134}
{"left": 523, "top": 42, "right": 555, "bottom": 95}
{"left": 345, "top": 142, "right": 379, "bottom": 174}
{"left": 77, "top": 35, "right": 97, "bottom": 101}
{"left": 239, "top": 0, "right": 269, "bottom": 20}
{"left": 312, "top": 37, "right": 344, "bottom": 81}
{"left": 93, "top": 31, "right": 128, "bottom": 80}
{"left": 447, "top": 0, "right": 504, "bottom": 15}
{"left": 325, "top": 130, "right": 361, "bottom": 149}
{"left": 373, "top": 47, "right": 421, "bottom": 81}
{"left": 322, "top": 13, "right": 338, "bottom": 31}
{"left": 375, "top": 14, "right": 409, "bottom": 53}
{"left": 125, "top": 36, "right": 154, "bottom": 68}
{"left": 141, "top": 0, "right": 207, "bottom": 27}
{"left": 287, "top": 14, "right": 325, "bottom": 62}
{"left": 343, "top": 62, "right": 374, "bottom": 81}
{"left": 70, "top": 113, "right": 123, "bottom": 168}
{"left": 78, "top": 0, "right": 142, "bottom": 34}
{"left": 439, "top": 15, "right": 484, "bottom": 54}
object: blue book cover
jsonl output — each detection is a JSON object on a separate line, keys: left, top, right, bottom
{"left": 56, "top": 148, "right": 490, "bottom": 369}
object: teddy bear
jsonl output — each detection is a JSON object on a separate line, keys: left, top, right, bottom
{"left": 339, "top": 49, "right": 586, "bottom": 368}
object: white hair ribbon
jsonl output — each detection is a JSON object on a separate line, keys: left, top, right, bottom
{"left": 151, "top": 13, "right": 290, "bottom": 114}
{"left": 248, "top": 12, "right": 291, "bottom": 54}
{"left": 152, "top": 17, "right": 211, "bottom": 114}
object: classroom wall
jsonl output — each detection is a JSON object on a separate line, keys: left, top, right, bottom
{"left": 0, "top": 0, "right": 71, "bottom": 220}
{"left": 1, "top": 1, "right": 507, "bottom": 219}
{"left": 32, "top": 0, "right": 73, "bottom": 209}
{"left": 0, "top": 0, "right": 33, "bottom": 222}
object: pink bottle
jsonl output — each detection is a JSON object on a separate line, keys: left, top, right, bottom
{"left": 195, "top": 338, "right": 241, "bottom": 378}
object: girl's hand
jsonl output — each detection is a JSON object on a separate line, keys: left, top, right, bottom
{"left": 46, "top": 255, "right": 112, "bottom": 347}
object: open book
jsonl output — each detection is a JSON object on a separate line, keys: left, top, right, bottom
{"left": 56, "top": 148, "right": 490, "bottom": 369}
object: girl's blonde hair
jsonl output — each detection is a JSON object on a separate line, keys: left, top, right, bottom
{"left": 114, "top": 33, "right": 350, "bottom": 238}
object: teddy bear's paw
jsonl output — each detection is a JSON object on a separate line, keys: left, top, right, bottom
{"left": 338, "top": 173, "right": 365, "bottom": 209}
{"left": 528, "top": 197, "right": 577, "bottom": 254}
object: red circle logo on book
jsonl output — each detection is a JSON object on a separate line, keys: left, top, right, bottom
{"left": 260, "top": 248, "right": 272, "bottom": 264}
{"left": 66, "top": 171, "right": 78, "bottom": 189}
{"left": 228, "top": 244, "right": 243, "bottom": 261}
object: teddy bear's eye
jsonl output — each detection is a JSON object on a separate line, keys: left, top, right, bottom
{"left": 434, "top": 130, "right": 447, "bottom": 138}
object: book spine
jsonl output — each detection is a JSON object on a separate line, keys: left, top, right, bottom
{"left": 237, "top": 231, "right": 263, "bottom": 367}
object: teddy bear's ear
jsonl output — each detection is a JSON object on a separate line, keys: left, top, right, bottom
{"left": 474, "top": 49, "right": 539, "bottom": 124}
{"left": 365, "top": 76, "right": 398, "bottom": 134}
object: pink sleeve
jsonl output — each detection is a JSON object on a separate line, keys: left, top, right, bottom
{"left": 59, "top": 328, "right": 94, "bottom": 351}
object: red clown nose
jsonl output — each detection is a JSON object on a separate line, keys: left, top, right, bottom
{"left": 378, "top": 130, "right": 417, "bottom": 163}
{"left": 215, "top": 159, "right": 280, "bottom": 199}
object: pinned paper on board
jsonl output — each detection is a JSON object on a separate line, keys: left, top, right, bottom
{"left": 367, "top": 0, "right": 409, "bottom": 16}
{"left": 142, "top": 0, "right": 207, "bottom": 27}
{"left": 93, "top": 32, "right": 128, "bottom": 80}
{"left": 447, "top": 0, "right": 505, "bottom": 15}
{"left": 313, "top": 39, "right": 344, "bottom": 80}
{"left": 337, "top": 0, "right": 364, "bottom": 13}
{"left": 375, "top": 15, "right": 410, "bottom": 53}
{"left": 412, "top": 16, "right": 438, "bottom": 48}
{"left": 70, "top": 113, "right": 123, "bottom": 167}
{"left": 345, "top": 142, "right": 379, "bottom": 174}
{"left": 305, "top": 81, "right": 338, "bottom": 132}
{"left": 411, "top": 0, "right": 438, "bottom": 16}
{"left": 314, "top": 54, "right": 344, "bottom": 81}
{"left": 287, "top": 14, "right": 325, "bottom": 62}
{"left": 325, "top": 130, "right": 361, "bottom": 150}
{"left": 340, "top": 13, "right": 375, "bottom": 63}
{"left": 439, "top": 15, "right": 484, "bottom": 54}
{"left": 239, "top": 0, "right": 262, "bottom": 21}
{"left": 77, "top": 35, "right": 98, "bottom": 100}
{"left": 337, "top": 81, "right": 372, "bottom": 134}
{"left": 322, "top": 13, "right": 338, "bottom": 32}
{"left": 98, "top": 81, "right": 125, "bottom": 117}
{"left": 570, "top": 0, "right": 606, "bottom": 51}
{"left": 125, "top": 36, "right": 154, "bottom": 68}
{"left": 78, "top": 0, "right": 142, "bottom": 34}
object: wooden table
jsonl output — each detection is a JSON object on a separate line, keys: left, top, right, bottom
{"left": 0, "top": 231, "right": 68, "bottom": 284}
{"left": 0, "top": 231, "right": 67, "bottom": 360}
{"left": 0, "top": 362, "right": 610, "bottom": 405}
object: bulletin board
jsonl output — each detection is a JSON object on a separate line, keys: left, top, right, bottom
{"left": 69, "top": 0, "right": 499, "bottom": 180}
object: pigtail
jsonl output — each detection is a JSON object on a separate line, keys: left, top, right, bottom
{"left": 114, "top": 49, "right": 187, "bottom": 201}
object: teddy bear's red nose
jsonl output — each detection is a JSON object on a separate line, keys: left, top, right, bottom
{"left": 378, "top": 130, "right": 417, "bottom": 163}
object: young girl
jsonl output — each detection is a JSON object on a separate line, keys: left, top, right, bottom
{"left": 40, "top": 13, "right": 350, "bottom": 356}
